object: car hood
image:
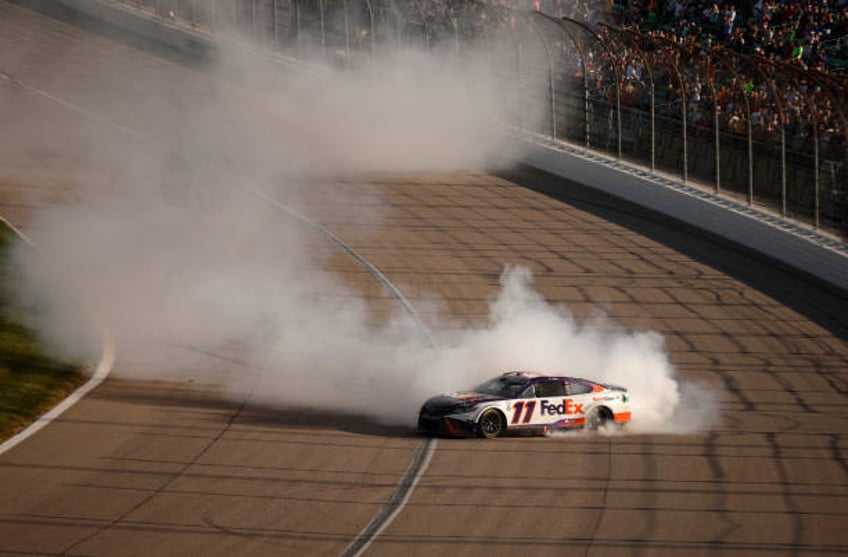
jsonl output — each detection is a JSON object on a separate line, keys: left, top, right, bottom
{"left": 420, "top": 392, "right": 504, "bottom": 414}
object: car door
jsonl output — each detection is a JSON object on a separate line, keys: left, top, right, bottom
{"left": 506, "top": 382, "right": 538, "bottom": 428}
{"left": 565, "top": 379, "right": 597, "bottom": 426}
{"left": 531, "top": 378, "right": 573, "bottom": 427}
{"left": 505, "top": 379, "right": 574, "bottom": 428}
{"left": 506, "top": 379, "right": 590, "bottom": 429}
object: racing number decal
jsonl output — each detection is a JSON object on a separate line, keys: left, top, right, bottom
{"left": 511, "top": 401, "right": 536, "bottom": 424}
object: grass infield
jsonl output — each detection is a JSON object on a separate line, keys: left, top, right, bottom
{"left": 0, "top": 221, "right": 85, "bottom": 443}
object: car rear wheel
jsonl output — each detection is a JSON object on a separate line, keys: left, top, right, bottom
{"left": 586, "top": 407, "right": 611, "bottom": 430}
{"left": 477, "top": 409, "right": 505, "bottom": 439}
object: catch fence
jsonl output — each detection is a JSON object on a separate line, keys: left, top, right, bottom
{"left": 111, "top": 0, "right": 848, "bottom": 236}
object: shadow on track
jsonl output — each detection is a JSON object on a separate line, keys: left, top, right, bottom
{"left": 503, "top": 165, "right": 848, "bottom": 341}
{"left": 94, "top": 384, "right": 417, "bottom": 438}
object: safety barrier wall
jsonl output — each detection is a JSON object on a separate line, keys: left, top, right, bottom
{"left": 36, "top": 0, "right": 848, "bottom": 292}
{"left": 522, "top": 136, "right": 848, "bottom": 293}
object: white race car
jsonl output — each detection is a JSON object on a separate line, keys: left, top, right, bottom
{"left": 417, "top": 371, "right": 631, "bottom": 438}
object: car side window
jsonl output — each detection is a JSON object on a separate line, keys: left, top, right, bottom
{"left": 519, "top": 383, "right": 536, "bottom": 398}
{"left": 570, "top": 381, "right": 593, "bottom": 395}
{"left": 535, "top": 380, "right": 566, "bottom": 397}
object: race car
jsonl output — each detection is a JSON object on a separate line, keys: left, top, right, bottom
{"left": 417, "top": 371, "right": 631, "bottom": 438}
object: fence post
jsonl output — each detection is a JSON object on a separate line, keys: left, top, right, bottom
{"left": 814, "top": 118, "right": 821, "bottom": 228}
{"left": 708, "top": 57, "right": 722, "bottom": 193}
{"left": 606, "top": 25, "right": 656, "bottom": 168}
{"left": 272, "top": 0, "right": 278, "bottom": 44}
{"left": 295, "top": 0, "right": 302, "bottom": 58}
{"left": 650, "top": 35, "right": 690, "bottom": 182}
{"left": 781, "top": 124, "right": 787, "bottom": 216}
{"left": 527, "top": 16, "right": 557, "bottom": 140}
{"left": 449, "top": 12, "right": 460, "bottom": 61}
{"left": 681, "top": 64, "right": 688, "bottom": 183}
{"left": 616, "top": 53, "right": 622, "bottom": 159}
{"left": 558, "top": 16, "right": 623, "bottom": 159}
{"left": 343, "top": 0, "right": 351, "bottom": 65}
{"left": 534, "top": 13, "right": 591, "bottom": 147}
{"left": 517, "top": 38, "right": 523, "bottom": 131}
{"left": 713, "top": 47, "right": 757, "bottom": 203}
{"left": 366, "top": 0, "right": 376, "bottom": 59}
{"left": 393, "top": 2, "right": 403, "bottom": 48}
{"left": 747, "top": 106, "right": 754, "bottom": 205}
{"left": 747, "top": 54, "right": 789, "bottom": 215}
{"left": 649, "top": 57, "right": 655, "bottom": 170}
{"left": 714, "top": 91, "right": 720, "bottom": 193}
{"left": 319, "top": 0, "right": 326, "bottom": 56}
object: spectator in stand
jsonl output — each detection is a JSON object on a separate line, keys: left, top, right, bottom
{"left": 549, "top": 0, "right": 846, "bottom": 151}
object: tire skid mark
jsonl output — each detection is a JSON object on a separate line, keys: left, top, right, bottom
{"left": 581, "top": 436, "right": 612, "bottom": 557}
{"left": 629, "top": 437, "right": 659, "bottom": 557}
{"left": 705, "top": 431, "right": 741, "bottom": 557}
{"left": 59, "top": 389, "right": 251, "bottom": 555}
{"left": 829, "top": 435, "right": 848, "bottom": 477}
{"left": 766, "top": 432, "right": 804, "bottom": 557}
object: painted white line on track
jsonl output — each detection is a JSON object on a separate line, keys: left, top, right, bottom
{"left": 1, "top": 65, "right": 439, "bottom": 552}
{"left": 0, "top": 70, "right": 144, "bottom": 141}
{"left": 341, "top": 437, "right": 438, "bottom": 557}
{"left": 0, "top": 217, "right": 116, "bottom": 456}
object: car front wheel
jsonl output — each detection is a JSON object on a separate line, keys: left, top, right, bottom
{"left": 477, "top": 409, "right": 505, "bottom": 439}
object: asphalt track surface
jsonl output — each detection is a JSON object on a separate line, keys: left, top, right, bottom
{"left": 1, "top": 2, "right": 847, "bottom": 556}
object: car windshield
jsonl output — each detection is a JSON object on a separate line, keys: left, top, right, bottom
{"left": 473, "top": 376, "right": 529, "bottom": 398}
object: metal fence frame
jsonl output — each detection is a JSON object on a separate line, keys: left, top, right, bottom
{"left": 109, "top": 0, "right": 848, "bottom": 236}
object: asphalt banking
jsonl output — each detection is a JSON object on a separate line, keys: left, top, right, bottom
{"left": 0, "top": 2, "right": 845, "bottom": 555}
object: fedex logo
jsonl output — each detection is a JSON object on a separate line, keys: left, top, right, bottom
{"left": 540, "top": 399, "right": 584, "bottom": 416}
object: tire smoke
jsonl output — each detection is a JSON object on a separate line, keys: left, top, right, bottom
{"left": 2, "top": 15, "right": 717, "bottom": 436}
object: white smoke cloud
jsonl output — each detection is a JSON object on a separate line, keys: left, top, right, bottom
{"left": 410, "top": 267, "right": 716, "bottom": 432}
{"left": 2, "top": 16, "right": 716, "bottom": 436}
{"left": 233, "top": 265, "right": 716, "bottom": 433}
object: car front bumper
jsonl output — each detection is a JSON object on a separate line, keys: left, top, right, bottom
{"left": 417, "top": 413, "right": 476, "bottom": 437}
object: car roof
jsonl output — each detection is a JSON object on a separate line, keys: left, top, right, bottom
{"left": 500, "top": 370, "right": 586, "bottom": 382}
{"left": 500, "top": 370, "right": 544, "bottom": 379}
{"left": 495, "top": 371, "right": 624, "bottom": 391}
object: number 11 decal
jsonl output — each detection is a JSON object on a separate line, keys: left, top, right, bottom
{"left": 511, "top": 401, "right": 536, "bottom": 424}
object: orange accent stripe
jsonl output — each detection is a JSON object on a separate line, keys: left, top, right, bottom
{"left": 443, "top": 417, "right": 459, "bottom": 436}
{"left": 592, "top": 385, "right": 605, "bottom": 393}
{"left": 573, "top": 417, "right": 586, "bottom": 426}
{"left": 613, "top": 411, "right": 632, "bottom": 423}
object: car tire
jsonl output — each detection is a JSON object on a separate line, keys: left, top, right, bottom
{"left": 586, "top": 407, "right": 611, "bottom": 430}
{"left": 477, "top": 409, "right": 505, "bottom": 439}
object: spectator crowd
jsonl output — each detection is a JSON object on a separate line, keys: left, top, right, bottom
{"left": 522, "top": 0, "right": 847, "bottom": 159}
{"left": 118, "top": 0, "right": 846, "bottom": 159}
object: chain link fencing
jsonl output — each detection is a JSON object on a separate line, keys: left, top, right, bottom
{"left": 108, "top": 0, "right": 848, "bottom": 237}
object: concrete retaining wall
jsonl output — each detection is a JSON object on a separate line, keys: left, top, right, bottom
{"left": 522, "top": 137, "right": 848, "bottom": 293}
{"left": 46, "top": 0, "right": 215, "bottom": 57}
